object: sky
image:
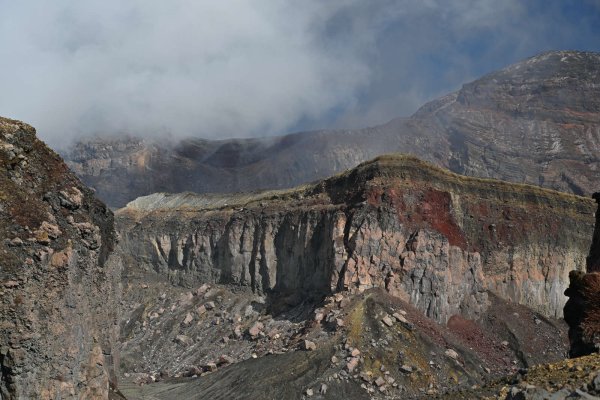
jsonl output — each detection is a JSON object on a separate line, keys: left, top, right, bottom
{"left": 1, "top": 1, "right": 600, "bottom": 147}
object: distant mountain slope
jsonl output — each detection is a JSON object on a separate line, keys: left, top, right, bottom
{"left": 64, "top": 50, "right": 600, "bottom": 207}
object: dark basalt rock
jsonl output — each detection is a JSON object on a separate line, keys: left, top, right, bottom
{"left": 564, "top": 192, "right": 600, "bottom": 357}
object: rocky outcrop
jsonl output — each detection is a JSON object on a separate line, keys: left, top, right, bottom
{"left": 116, "top": 155, "right": 595, "bottom": 324}
{"left": 564, "top": 271, "right": 600, "bottom": 357}
{"left": 564, "top": 192, "right": 600, "bottom": 357}
{"left": 0, "top": 117, "right": 121, "bottom": 399}
{"left": 65, "top": 51, "right": 600, "bottom": 208}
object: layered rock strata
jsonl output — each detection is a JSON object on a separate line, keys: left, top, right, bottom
{"left": 66, "top": 51, "right": 600, "bottom": 208}
{"left": 116, "top": 155, "right": 594, "bottom": 324}
{"left": 0, "top": 117, "right": 121, "bottom": 399}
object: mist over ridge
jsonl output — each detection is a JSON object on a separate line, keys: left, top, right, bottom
{"left": 1, "top": 1, "right": 600, "bottom": 147}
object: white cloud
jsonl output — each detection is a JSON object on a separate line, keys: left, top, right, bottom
{"left": 0, "top": 1, "right": 597, "bottom": 146}
{"left": 0, "top": 1, "right": 374, "bottom": 145}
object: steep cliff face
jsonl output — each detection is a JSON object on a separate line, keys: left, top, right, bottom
{"left": 116, "top": 155, "right": 594, "bottom": 324}
{"left": 0, "top": 117, "right": 121, "bottom": 399}
{"left": 66, "top": 50, "right": 600, "bottom": 208}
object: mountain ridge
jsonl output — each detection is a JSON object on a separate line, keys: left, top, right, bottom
{"left": 64, "top": 50, "right": 600, "bottom": 207}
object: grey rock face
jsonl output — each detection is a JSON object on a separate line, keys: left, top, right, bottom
{"left": 0, "top": 117, "right": 121, "bottom": 399}
{"left": 115, "top": 155, "right": 594, "bottom": 324}
{"left": 65, "top": 51, "right": 600, "bottom": 208}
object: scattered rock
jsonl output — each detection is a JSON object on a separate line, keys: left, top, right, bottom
{"left": 204, "top": 288, "right": 220, "bottom": 299}
{"left": 183, "top": 366, "right": 202, "bottom": 377}
{"left": 306, "top": 388, "right": 314, "bottom": 397}
{"left": 382, "top": 315, "right": 394, "bottom": 327}
{"left": 314, "top": 309, "right": 325, "bottom": 322}
{"left": 592, "top": 373, "right": 600, "bottom": 392}
{"left": 375, "top": 377, "right": 386, "bottom": 387}
{"left": 244, "top": 305, "right": 256, "bottom": 317}
{"left": 248, "top": 322, "right": 264, "bottom": 338}
{"left": 218, "top": 355, "right": 234, "bottom": 365}
{"left": 132, "top": 373, "right": 153, "bottom": 385}
{"left": 320, "top": 383, "right": 328, "bottom": 394}
{"left": 9, "top": 237, "right": 23, "bottom": 246}
{"left": 205, "top": 362, "right": 217, "bottom": 372}
{"left": 445, "top": 348, "right": 459, "bottom": 360}
{"left": 175, "top": 335, "right": 192, "bottom": 346}
{"left": 195, "top": 284, "right": 210, "bottom": 296}
{"left": 339, "top": 298, "right": 351, "bottom": 308}
{"left": 182, "top": 313, "right": 193, "bottom": 325}
{"left": 179, "top": 292, "right": 194, "bottom": 305}
{"left": 393, "top": 312, "right": 408, "bottom": 324}
{"left": 58, "top": 187, "right": 83, "bottom": 209}
{"left": 233, "top": 325, "right": 243, "bottom": 339}
{"left": 40, "top": 221, "right": 61, "bottom": 239}
{"left": 400, "top": 365, "right": 413, "bottom": 374}
{"left": 346, "top": 357, "right": 359, "bottom": 372}
{"left": 360, "top": 372, "right": 372, "bottom": 382}
{"left": 302, "top": 340, "right": 317, "bottom": 351}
